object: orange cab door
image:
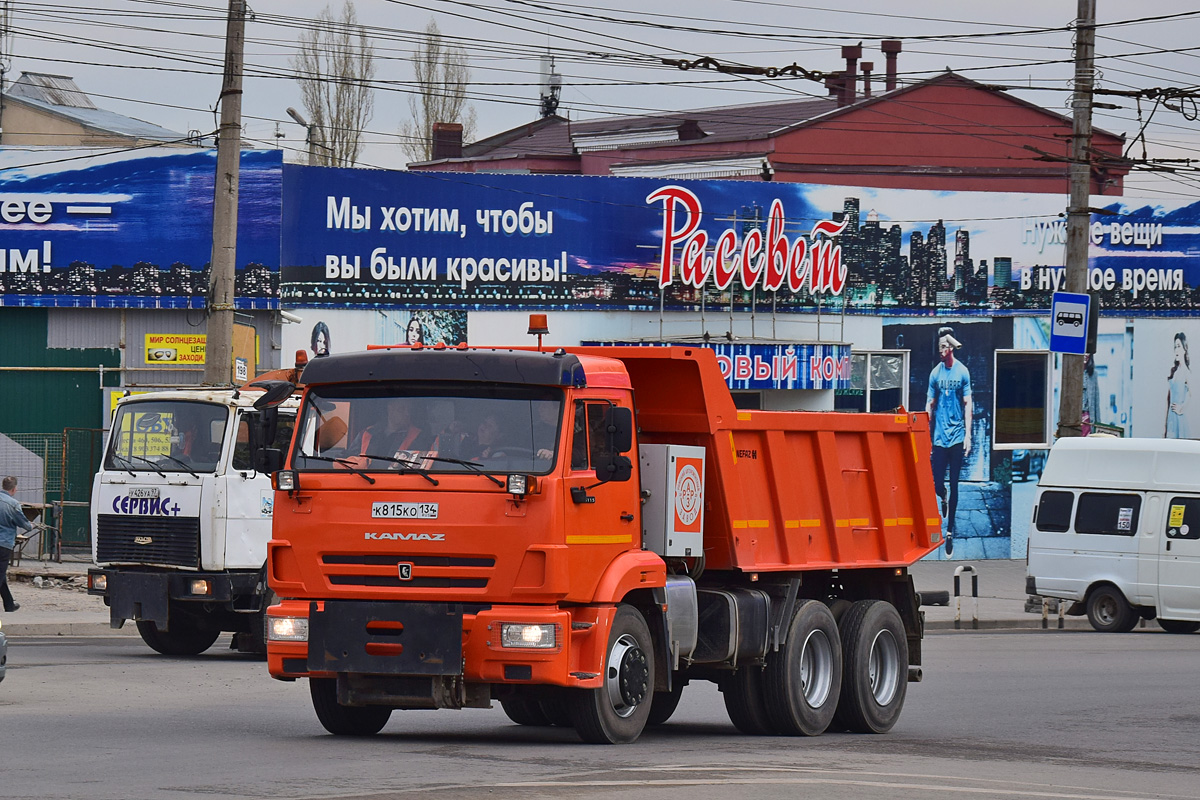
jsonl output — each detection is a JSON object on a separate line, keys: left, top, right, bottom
{"left": 561, "top": 399, "right": 641, "bottom": 599}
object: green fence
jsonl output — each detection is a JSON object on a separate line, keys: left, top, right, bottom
{"left": 3, "top": 429, "right": 104, "bottom": 556}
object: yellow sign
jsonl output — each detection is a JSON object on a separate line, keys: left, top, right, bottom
{"left": 1169, "top": 504, "right": 1186, "bottom": 528}
{"left": 145, "top": 333, "right": 206, "bottom": 365}
{"left": 113, "top": 408, "right": 175, "bottom": 456}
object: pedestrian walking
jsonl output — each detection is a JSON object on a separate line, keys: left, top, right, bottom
{"left": 0, "top": 475, "right": 33, "bottom": 612}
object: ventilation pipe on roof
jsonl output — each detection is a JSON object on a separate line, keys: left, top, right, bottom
{"left": 861, "top": 61, "right": 874, "bottom": 98}
{"left": 841, "top": 43, "right": 862, "bottom": 106}
{"left": 882, "top": 40, "right": 902, "bottom": 91}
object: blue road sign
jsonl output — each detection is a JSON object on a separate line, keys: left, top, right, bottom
{"left": 1050, "top": 291, "right": 1091, "bottom": 354}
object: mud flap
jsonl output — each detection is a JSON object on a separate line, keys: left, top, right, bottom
{"left": 107, "top": 573, "right": 169, "bottom": 629}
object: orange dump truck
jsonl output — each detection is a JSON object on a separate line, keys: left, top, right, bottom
{"left": 263, "top": 342, "right": 942, "bottom": 743}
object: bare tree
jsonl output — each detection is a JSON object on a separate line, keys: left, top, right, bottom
{"left": 400, "top": 19, "right": 476, "bottom": 162}
{"left": 291, "top": 2, "right": 375, "bottom": 167}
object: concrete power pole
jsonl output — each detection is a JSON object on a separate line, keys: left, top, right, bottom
{"left": 203, "top": 0, "right": 247, "bottom": 386}
{"left": 1056, "top": 0, "right": 1096, "bottom": 438}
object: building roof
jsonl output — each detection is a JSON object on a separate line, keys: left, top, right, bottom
{"left": 432, "top": 72, "right": 1124, "bottom": 166}
{"left": 6, "top": 72, "right": 187, "bottom": 142}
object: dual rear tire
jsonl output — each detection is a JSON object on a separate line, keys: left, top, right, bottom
{"left": 722, "top": 599, "right": 908, "bottom": 736}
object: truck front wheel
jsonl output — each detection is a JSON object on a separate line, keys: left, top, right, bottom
{"left": 309, "top": 678, "right": 392, "bottom": 736}
{"left": 135, "top": 616, "right": 221, "bottom": 656}
{"left": 833, "top": 600, "right": 908, "bottom": 734}
{"left": 570, "top": 605, "right": 654, "bottom": 744}
{"left": 1086, "top": 585, "right": 1137, "bottom": 632}
{"left": 763, "top": 599, "right": 841, "bottom": 736}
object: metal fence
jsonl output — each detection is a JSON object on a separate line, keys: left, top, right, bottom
{"left": 1, "top": 429, "right": 104, "bottom": 558}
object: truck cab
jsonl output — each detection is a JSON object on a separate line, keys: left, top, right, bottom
{"left": 89, "top": 387, "right": 299, "bottom": 654}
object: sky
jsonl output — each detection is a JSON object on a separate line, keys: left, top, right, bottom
{"left": 4, "top": 1, "right": 1200, "bottom": 196}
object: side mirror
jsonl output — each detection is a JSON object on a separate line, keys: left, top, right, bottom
{"left": 255, "top": 407, "right": 280, "bottom": 451}
{"left": 594, "top": 406, "right": 634, "bottom": 484}
{"left": 607, "top": 406, "right": 634, "bottom": 454}
{"left": 251, "top": 380, "right": 295, "bottom": 410}
{"left": 254, "top": 448, "right": 285, "bottom": 474}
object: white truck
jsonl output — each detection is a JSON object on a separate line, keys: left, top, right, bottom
{"left": 88, "top": 381, "right": 298, "bottom": 654}
{"left": 1026, "top": 437, "right": 1200, "bottom": 634}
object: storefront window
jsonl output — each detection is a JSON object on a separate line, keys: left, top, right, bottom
{"left": 835, "top": 351, "right": 907, "bottom": 413}
{"left": 994, "top": 350, "right": 1051, "bottom": 447}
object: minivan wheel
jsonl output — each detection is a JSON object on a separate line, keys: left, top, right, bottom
{"left": 1086, "top": 586, "right": 1137, "bottom": 633}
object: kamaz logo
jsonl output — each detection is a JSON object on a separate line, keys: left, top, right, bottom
{"left": 364, "top": 532, "right": 445, "bottom": 541}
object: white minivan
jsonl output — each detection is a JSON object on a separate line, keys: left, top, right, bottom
{"left": 1026, "top": 437, "right": 1200, "bottom": 634}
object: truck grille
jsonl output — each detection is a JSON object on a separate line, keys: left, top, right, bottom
{"left": 322, "top": 554, "right": 494, "bottom": 590}
{"left": 95, "top": 514, "right": 201, "bottom": 568}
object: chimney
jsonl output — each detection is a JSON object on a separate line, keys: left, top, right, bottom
{"left": 881, "top": 40, "right": 902, "bottom": 91}
{"left": 861, "top": 61, "right": 874, "bottom": 98}
{"left": 841, "top": 43, "right": 862, "bottom": 106}
{"left": 431, "top": 122, "right": 463, "bottom": 160}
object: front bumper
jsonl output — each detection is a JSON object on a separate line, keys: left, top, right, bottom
{"left": 88, "top": 568, "right": 260, "bottom": 628}
{"left": 268, "top": 600, "right": 613, "bottom": 692}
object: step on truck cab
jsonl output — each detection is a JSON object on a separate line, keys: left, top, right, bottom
{"left": 264, "top": 340, "right": 943, "bottom": 743}
{"left": 1026, "top": 437, "right": 1200, "bottom": 634}
{"left": 89, "top": 377, "right": 300, "bottom": 655}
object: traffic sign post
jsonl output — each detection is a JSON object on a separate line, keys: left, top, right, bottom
{"left": 1050, "top": 291, "right": 1092, "bottom": 355}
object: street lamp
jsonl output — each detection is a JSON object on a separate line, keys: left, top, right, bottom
{"left": 285, "top": 107, "right": 321, "bottom": 166}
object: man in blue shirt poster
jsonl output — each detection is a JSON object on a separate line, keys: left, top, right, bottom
{"left": 926, "top": 327, "right": 972, "bottom": 556}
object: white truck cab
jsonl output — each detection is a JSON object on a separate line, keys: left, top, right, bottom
{"left": 1026, "top": 437, "right": 1200, "bottom": 633}
{"left": 89, "top": 386, "right": 298, "bottom": 654}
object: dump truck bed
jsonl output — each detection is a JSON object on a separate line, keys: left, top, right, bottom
{"left": 570, "top": 346, "right": 943, "bottom": 572}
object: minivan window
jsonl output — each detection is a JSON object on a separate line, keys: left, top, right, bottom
{"left": 1075, "top": 492, "right": 1141, "bottom": 536}
{"left": 1035, "top": 491, "right": 1074, "bottom": 532}
{"left": 1166, "top": 497, "right": 1200, "bottom": 540}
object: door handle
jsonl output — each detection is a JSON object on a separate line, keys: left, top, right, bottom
{"left": 1166, "top": 540, "right": 1172, "bottom": 552}
{"left": 620, "top": 512, "right": 635, "bottom": 522}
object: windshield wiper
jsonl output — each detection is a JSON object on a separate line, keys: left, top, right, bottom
{"left": 421, "top": 455, "right": 505, "bottom": 487}
{"left": 110, "top": 454, "right": 137, "bottom": 477}
{"left": 123, "top": 454, "right": 167, "bottom": 478}
{"left": 155, "top": 453, "right": 201, "bottom": 479}
{"left": 295, "top": 453, "right": 376, "bottom": 485}
{"left": 357, "top": 452, "right": 439, "bottom": 485}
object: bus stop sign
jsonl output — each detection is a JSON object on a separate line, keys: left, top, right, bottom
{"left": 1050, "top": 291, "right": 1093, "bottom": 355}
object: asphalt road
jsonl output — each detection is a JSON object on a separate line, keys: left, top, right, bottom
{"left": 3, "top": 630, "right": 1199, "bottom": 800}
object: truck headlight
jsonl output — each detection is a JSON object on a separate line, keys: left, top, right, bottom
{"left": 500, "top": 623, "right": 557, "bottom": 649}
{"left": 189, "top": 579, "right": 212, "bottom": 596}
{"left": 90, "top": 574, "right": 107, "bottom": 592}
{"left": 275, "top": 470, "right": 298, "bottom": 491}
{"left": 267, "top": 616, "right": 309, "bottom": 642}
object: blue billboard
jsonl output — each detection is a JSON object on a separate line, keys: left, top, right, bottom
{"left": 280, "top": 166, "right": 1200, "bottom": 316}
{"left": 0, "top": 148, "right": 281, "bottom": 309}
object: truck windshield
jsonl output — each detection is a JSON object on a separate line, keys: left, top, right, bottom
{"left": 293, "top": 383, "right": 563, "bottom": 476}
{"left": 106, "top": 401, "right": 229, "bottom": 474}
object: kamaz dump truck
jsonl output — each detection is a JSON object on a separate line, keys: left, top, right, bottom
{"left": 89, "top": 373, "right": 300, "bottom": 655}
{"left": 263, "top": 340, "right": 942, "bottom": 743}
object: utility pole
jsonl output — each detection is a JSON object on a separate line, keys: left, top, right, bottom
{"left": 203, "top": 0, "right": 246, "bottom": 386}
{"left": 1057, "top": 0, "right": 1096, "bottom": 438}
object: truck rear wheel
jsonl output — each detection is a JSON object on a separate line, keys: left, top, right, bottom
{"left": 135, "top": 617, "right": 221, "bottom": 656}
{"left": 309, "top": 678, "right": 392, "bottom": 736}
{"left": 571, "top": 605, "right": 654, "bottom": 744}
{"left": 1158, "top": 618, "right": 1200, "bottom": 634}
{"left": 1086, "top": 585, "right": 1137, "bottom": 633}
{"left": 833, "top": 600, "right": 908, "bottom": 734}
{"left": 763, "top": 599, "right": 841, "bottom": 736}
{"left": 723, "top": 667, "right": 776, "bottom": 735}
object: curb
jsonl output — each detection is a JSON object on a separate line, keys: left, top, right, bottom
{"left": 926, "top": 617, "right": 1093, "bottom": 632}
{"left": 1, "top": 622, "right": 138, "bottom": 637}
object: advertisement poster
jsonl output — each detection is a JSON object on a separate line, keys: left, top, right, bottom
{"left": 884, "top": 319, "right": 1011, "bottom": 560}
{"left": 287, "top": 308, "right": 468, "bottom": 363}
{"left": 1131, "top": 319, "right": 1200, "bottom": 440}
{"left": 280, "top": 167, "right": 1200, "bottom": 315}
{"left": 0, "top": 148, "right": 281, "bottom": 308}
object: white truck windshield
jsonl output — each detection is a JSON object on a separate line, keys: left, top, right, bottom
{"left": 106, "top": 401, "right": 229, "bottom": 474}
{"left": 294, "top": 383, "right": 563, "bottom": 475}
